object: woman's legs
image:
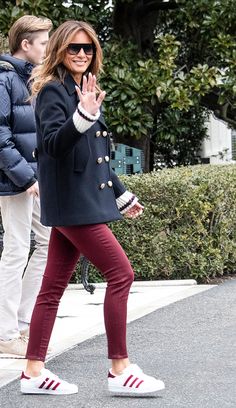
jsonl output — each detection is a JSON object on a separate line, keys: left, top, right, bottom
{"left": 23, "top": 224, "right": 164, "bottom": 395}
{"left": 58, "top": 224, "right": 134, "bottom": 373}
{"left": 26, "top": 223, "right": 134, "bottom": 375}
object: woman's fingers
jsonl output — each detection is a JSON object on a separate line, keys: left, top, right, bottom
{"left": 81, "top": 73, "right": 101, "bottom": 96}
{"left": 82, "top": 75, "right": 88, "bottom": 94}
{"left": 75, "top": 73, "right": 105, "bottom": 113}
{"left": 75, "top": 87, "right": 105, "bottom": 108}
{"left": 97, "top": 91, "right": 106, "bottom": 105}
{"left": 91, "top": 75, "right": 96, "bottom": 92}
{"left": 85, "top": 72, "right": 96, "bottom": 92}
{"left": 75, "top": 85, "right": 82, "bottom": 98}
{"left": 86, "top": 73, "right": 96, "bottom": 93}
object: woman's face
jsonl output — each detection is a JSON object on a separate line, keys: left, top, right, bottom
{"left": 63, "top": 30, "right": 94, "bottom": 83}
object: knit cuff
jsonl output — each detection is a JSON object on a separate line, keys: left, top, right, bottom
{"left": 116, "top": 191, "right": 138, "bottom": 215}
{"left": 78, "top": 103, "right": 100, "bottom": 122}
{"left": 73, "top": 103, "right": 100, "bottom": 133}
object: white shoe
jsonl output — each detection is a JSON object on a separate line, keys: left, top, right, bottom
{"left": 0, "top": 336, "right": 28, "bottom": 358}
{"left": 20, "top": 368, "right": 78, "bottom": 395}
{"left": 20, "top": 328, "right": 30, "bottom": 337}
{"left": 108, "top": 364, "right": 165, "bottom": 395}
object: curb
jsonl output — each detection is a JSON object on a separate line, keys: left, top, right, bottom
{"left": 67, "top": 279, "right": 197, "bottom": 290}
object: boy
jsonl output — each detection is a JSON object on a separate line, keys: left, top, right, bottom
{"left": 0, "top": 15, "right": 52, "bottom": 357}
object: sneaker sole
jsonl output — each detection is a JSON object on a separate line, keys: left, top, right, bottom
{"left": 21, "top": 387, "right": 78, "bottom": 395}
{"left": 108, "top": 383, "right": 165, "bottom": 395}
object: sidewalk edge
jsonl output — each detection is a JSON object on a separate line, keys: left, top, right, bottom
{"left": 68, "top": 279, "right": 197, "bottom": 290}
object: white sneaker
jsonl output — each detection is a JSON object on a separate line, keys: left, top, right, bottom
{"left": 20, "top": 368, "right": 78, "bottom": 395}
{"left": 0, "top": 336, "right": 28, "bottom": 358}
{"left": 20, "top": 327, "right": 30, "bottom": 337}
{"left": 108, "top": 364, "right": 165, "bottom": 395}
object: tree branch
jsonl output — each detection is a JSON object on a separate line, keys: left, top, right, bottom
{"left": 141, "top": 0, "right": 179, "bottom": 14}
{"left": 201, "top": 92, "right": 236, "bottom": 129}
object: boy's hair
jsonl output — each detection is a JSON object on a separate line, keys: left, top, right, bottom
{"left": 8, "top": 15, "right": 52, "bottom": 54}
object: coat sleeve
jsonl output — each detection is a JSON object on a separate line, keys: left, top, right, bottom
{"left": 110, "top": 169, "right": 139, "bottom": 214}
{"left": 0, "top": 81, "right": 36, "bottom": 189}
{"left": 36, "top": 83, "right": 83, "bottom": 158}
{"left": 110, "top": 169, "right": 126, "bottom": 198}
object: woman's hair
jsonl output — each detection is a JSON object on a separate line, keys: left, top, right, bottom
{"left": 8, "top": 15, "right": 52, "bottom": 54}
{"left": 31, "top": 20, "right": 103, "bottom": 97}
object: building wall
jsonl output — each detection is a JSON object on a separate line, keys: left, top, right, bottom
{"left": 232, "top": 130, "right": 236, "bottom": 160}
{"left": 200, "top": 114, "right": 232, "bottom": 164}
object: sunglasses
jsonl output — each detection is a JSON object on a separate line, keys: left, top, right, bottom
{"left": 67, "top": 43, "right": 95, "bottom": 56}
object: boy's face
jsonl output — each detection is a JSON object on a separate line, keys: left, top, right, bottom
{"left": 25, "top": 30, "right": 49, "bottom": 65}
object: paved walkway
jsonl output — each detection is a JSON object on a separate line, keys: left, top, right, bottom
{"left": 0, "top": 279, "right": 213, "bottom": 388}
{"left": 1, "top": 279, "right": 236, "bottom": 407}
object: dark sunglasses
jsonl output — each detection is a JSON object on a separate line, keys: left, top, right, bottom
{"left": 67, "top": 43, "right": 95, "bottom": 56}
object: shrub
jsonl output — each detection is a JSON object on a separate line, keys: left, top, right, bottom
{"left": 73, "top": 164, "right": 236, "bottom": 283}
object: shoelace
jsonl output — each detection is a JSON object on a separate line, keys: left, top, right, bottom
{"left": 43, "top": 370, "right": 61, "bottom": 382}
{"left": 20, "top": 336, "right": 28, "bottom": 343}
{"left": 128, "top": 365, "right": 143, "bottom": 376}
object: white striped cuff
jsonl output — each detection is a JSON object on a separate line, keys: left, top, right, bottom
{"left": 73, "top": 103, "right": 100, "bottom": 133}
{"left": 78, "top": 103, "right": 100, "bottom": 122}
{"left": 116, "top": 191, "right": 138, "bottom": 214}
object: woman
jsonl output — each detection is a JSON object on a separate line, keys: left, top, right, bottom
{"left": 20, "top": 20, "right": 165, "bottom": 396}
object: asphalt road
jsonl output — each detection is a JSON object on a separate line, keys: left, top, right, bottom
{"left": 0, "top": 279, "right": 236, "bottom": 408}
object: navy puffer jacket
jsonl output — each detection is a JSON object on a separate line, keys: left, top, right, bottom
{"left": 0, "top": 54, "right": 37, "bottom": 195}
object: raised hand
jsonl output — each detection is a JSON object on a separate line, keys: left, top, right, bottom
{"left": 75, "top": 72, "right": 106, "bottom": 116}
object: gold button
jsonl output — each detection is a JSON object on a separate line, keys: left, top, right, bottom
{"left": 97, "top": 157, "right": 103, "bottom": 164}
{"left": 99, "top": 183, "right": 106, "bottom": 190}
{"left": 104, "top": 156, "right": 110, "bottom": 162}
{"left": 102, "top": 131, "right": 108, "bottom": 137}
{"left": 107, "top": 180, "right": 113, "bottom": 187}
{"left": 96, "top": 131, "right": 101, "bottom": 137}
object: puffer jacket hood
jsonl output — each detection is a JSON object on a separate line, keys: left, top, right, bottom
{"left": 0, "top": 54, "right": 34, "bottom": 87}
{"left": 0, "top": 54, "right": 37, "bottom": 195}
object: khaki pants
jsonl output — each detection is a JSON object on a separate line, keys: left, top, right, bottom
{"left": 0, "top": 192, "right": 50, "bottom": 340}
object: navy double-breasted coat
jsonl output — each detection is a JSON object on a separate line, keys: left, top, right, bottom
{"left": 36, "top": 73, "right": 126, "bottom": 226}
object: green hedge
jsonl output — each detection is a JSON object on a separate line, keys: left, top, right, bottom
{"left": 73, "top": 164, "right": 236, "bottom": 283}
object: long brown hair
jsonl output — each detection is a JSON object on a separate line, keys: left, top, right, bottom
{"left": 31, "top": 20, "right": 103, "bottom": 97}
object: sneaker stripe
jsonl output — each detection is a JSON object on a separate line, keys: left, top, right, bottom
{"left": 123, "top": 374, "right": 133, "bottom": 387}
{"left": 46, "top": 380, "right": 55, "bottom": 389}
{"left": 135, "top": 379, "right": 144, "bottom": 388}
{"left": 52, "top": 382, "right": 61, "bottom": 391}
{"left": 39, "top": 377, "right": 49, "bottom": 388}
{"left": 129, "top": 377, "right": 139, "bottom": 387}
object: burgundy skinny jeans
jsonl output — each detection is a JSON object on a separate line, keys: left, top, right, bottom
{"left": 26, "top": 224, "right": 134, "bottom": 362}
